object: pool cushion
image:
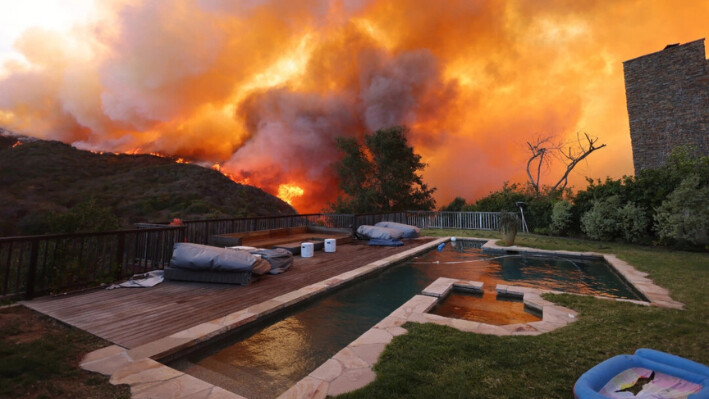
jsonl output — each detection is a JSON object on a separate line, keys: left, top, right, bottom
{"left": 248, "top": 248, "right": 294, "bottom": 274}
{"left": 367, "top": 238, "right": 404, "bottom": 247}
{"left": 374, "top": 221, "right": 421, "bottom": 238}
{"left": 356, "top": 225, "right": 405, "bottom": 240}
{"left": 169, "top": 243, "right": 270, "bottom": 274}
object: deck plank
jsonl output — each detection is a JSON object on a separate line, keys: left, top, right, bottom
{"left": 24, "top": 238, "right": 434, "bottom": 348}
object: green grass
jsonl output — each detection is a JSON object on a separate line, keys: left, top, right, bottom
{"left": 340, "top": 230, "right": 709, "bottom": 399}
{"left": 0, "top": 306, "right": 130, "bottom": 399}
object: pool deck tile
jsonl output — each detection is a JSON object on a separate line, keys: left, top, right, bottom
{"left": 386, "top": 325, "right": 409, "bottom": 337}
{"left": 332, "top": 347, "right": 370, "bottom": 369}
{"left": 276, "top": 377, "right": 328, "bottom": 399}
{"left": 327, "top": 367, "right": 377, "bottom": 397}
{"left": 80, "top": 345, "right": 132, "bottom": 376}
{"left": 309, "top": 359, "right": 343, "bottom": 382}
{"left": 422, "top": 278, "right": 484, "bottom": 298}
{"left": 351, "top": 328, "right": 393, "bottom": 346}
{"left": 450, "top": 318, "right": 481, "bottom": 332}
{"left": 421, "top": 277, "right": 457, "bottom": 297}
{"left": 350, "top": 343, "right": 387, "bottom": 365}
{"left": 178, "top": 386, "right": 247, "bottom": 399}
{"left": 127, "top": 337, "right": 194, "bottom": 362}
{"left": 374, "top": 315, "right": 407, "bottom": 329}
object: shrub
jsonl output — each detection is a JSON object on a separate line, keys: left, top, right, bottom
{"left": 654, "top": 175, "right": 709, "bottom": 246}
{"left": 549, "top": 200, "right": 573, "bottom": 236}
{"left": 466, "top": 182, "right": 563, "bottom": 232}
{"left": 46, "top": 199, "right": 120, "bottom": 234}
{"left": 580, "top": 196, "right": 621, "bottom": 241}
{"left": 617, "top": 202, "right": 649, "bottom": 243}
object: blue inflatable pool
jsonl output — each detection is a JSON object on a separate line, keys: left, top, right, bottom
{"left": 574, "top": 349, "right": 709, "bottom": 398}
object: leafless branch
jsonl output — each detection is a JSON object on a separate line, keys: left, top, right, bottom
{"left": 525, "top": 133, "right": 606, "bottom": 193}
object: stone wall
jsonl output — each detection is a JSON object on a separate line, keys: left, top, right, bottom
{"left": 623, "top": 38, "right": 709, "bottom": 172}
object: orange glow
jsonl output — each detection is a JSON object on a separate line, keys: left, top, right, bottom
{"left": 11, "top": 141, "right": 22, "bottom": 148}
{"left": 0, "top": 1, "right": 707, "bottom": 212}
{"left": 277, "top": 184, "right": 305, "bottom": 206}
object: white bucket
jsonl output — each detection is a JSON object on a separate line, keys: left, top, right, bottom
{"left": 301, "top": 242, "right": 314, "bottom": 258}
{"left": 324, "top": 238, "right": 336, "bottom": 253}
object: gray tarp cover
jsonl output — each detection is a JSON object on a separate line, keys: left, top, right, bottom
{"left": 170, "top": 243, "right": 270, "bottom": 275}
{"left": 249, "top": 248, "right": 293, "bottom": 274}
{"left": 356, "top": 225, "right": 405, "bottom": 240}
{"left": 374, "top": 221, "right": 421, "bottom": 238}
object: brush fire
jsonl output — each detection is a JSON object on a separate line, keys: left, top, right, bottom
{"left": 0, "top": 1, "right": 707, "bottom": 212}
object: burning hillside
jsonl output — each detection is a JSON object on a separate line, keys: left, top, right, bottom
{"left": 0, "top": 1, "right": 707, "bottom": 212}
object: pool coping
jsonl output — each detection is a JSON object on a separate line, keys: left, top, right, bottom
{"left": 78, "top": 236, "right": 684, "bottom": 399}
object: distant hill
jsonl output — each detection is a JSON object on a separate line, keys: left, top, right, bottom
{"left": 0, "top": 136, "right": 295, "bottom": 236}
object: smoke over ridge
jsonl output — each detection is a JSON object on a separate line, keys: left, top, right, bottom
{"left": 1, "top": 0, "right": 707, "bottom": 211}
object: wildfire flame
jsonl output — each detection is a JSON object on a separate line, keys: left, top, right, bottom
{"left": 11, "top": 141, "right": 22, "bottom": 148}
{"left": 277, "top": 184, "right": 305, "bottom": 206}
{"left": 0, "top": 1, "right": 707, "bottom": 212}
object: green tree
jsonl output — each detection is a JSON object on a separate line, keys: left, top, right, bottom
{"left": 442, "top": 197, "right": 467, "bottom": 211}
{"left": 329, "top": 126, "right": 436, "bottom": 213}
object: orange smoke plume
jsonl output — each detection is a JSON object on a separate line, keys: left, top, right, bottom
{"left": 0, "top": 1, "right": 707, "bottom": 212}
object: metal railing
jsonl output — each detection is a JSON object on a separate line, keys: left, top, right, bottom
{"left": 180, "top": 214, "right": 355, "bottom": 245}
{"left": 406, "top": 211, "right": 523, "bottom": 231}
{"left": 0, "top": 226, "right": 185, "bottom": 299}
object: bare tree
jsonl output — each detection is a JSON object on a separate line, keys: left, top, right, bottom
{"left": 526, "top": 132, "right": 606, "bottom": 193}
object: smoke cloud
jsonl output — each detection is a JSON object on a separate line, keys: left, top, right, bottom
{"left": 1, "top": 0, "right": 707, "bottom": 211}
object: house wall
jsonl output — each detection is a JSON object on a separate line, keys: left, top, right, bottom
{"left": 623, "top": 38, "right": 709, "bottom": 172}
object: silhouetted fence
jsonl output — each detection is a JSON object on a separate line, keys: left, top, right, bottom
{"left": 1, "top": 211, "right": 522, "bottom": 300}
{"left": 0, "top": 226, "right": 185, "bottom": 300}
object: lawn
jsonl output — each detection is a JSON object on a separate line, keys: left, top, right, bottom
{"left": 340, "top": 230, "right": 709, "bottom": 399}
{"left": 0, "top": 305, "right": 130, "bottom": 399}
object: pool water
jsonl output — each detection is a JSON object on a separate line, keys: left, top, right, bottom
{"left": 431, "top": 291, "right": 542, "bottom": 325}
{"left": 413, "top": 240, "right": 641, "bottom": 299}
{"left": 166, "top": 240, "right": 641, "bottom": 398}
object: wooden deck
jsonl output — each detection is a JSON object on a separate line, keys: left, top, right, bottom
{"left": 23, "top": 238, "right": 435, "bottom": 349}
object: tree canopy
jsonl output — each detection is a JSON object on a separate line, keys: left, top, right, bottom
{"left": 328, "top": 126, "right": 436, "bottom": 213}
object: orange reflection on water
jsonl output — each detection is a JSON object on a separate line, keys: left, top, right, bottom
{"left": 432, "top": 292, "right": 541, "bottom": 325}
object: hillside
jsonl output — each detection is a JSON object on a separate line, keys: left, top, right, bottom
{"left": 0, "top": 136, "right": 295, "bottom": 236}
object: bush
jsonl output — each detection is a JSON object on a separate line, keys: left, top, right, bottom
{"left": 46, "top": 199, "right": 120, "bottom": 234}
{"left": 617, "top": 202, "right": 649, "bottom": 243}
{"left": 466, "top": 182, "right": 563, "bottom": 232}
{"left": 581, "top": 196, "right": 621, "bottom": 241}
{"left": 549, "top": 200, "right": 573, "bottom": 236}
{"left": 654, "top": 175, "right": 709, "bottom": 246}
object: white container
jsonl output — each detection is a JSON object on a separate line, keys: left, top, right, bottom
{"left": 301, "top": 242, "right": 314, "bottom": 258}
{"left": 324, "top": 238, "right": 336, "bottom": 253}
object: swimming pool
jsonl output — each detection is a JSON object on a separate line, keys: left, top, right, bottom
{"left": 164, "top": 240, "right": 642, "bottom": 398}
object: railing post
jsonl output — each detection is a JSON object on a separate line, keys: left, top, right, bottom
{"left": 115, "top": 232, "right": 125, "bottom": 281}
{"left": 25, "top": 238, "right": 39, "bottom": 299}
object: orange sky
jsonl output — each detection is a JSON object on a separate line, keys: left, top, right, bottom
{"left": 0, "top": 0, "right": 707, "bottom": 212}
